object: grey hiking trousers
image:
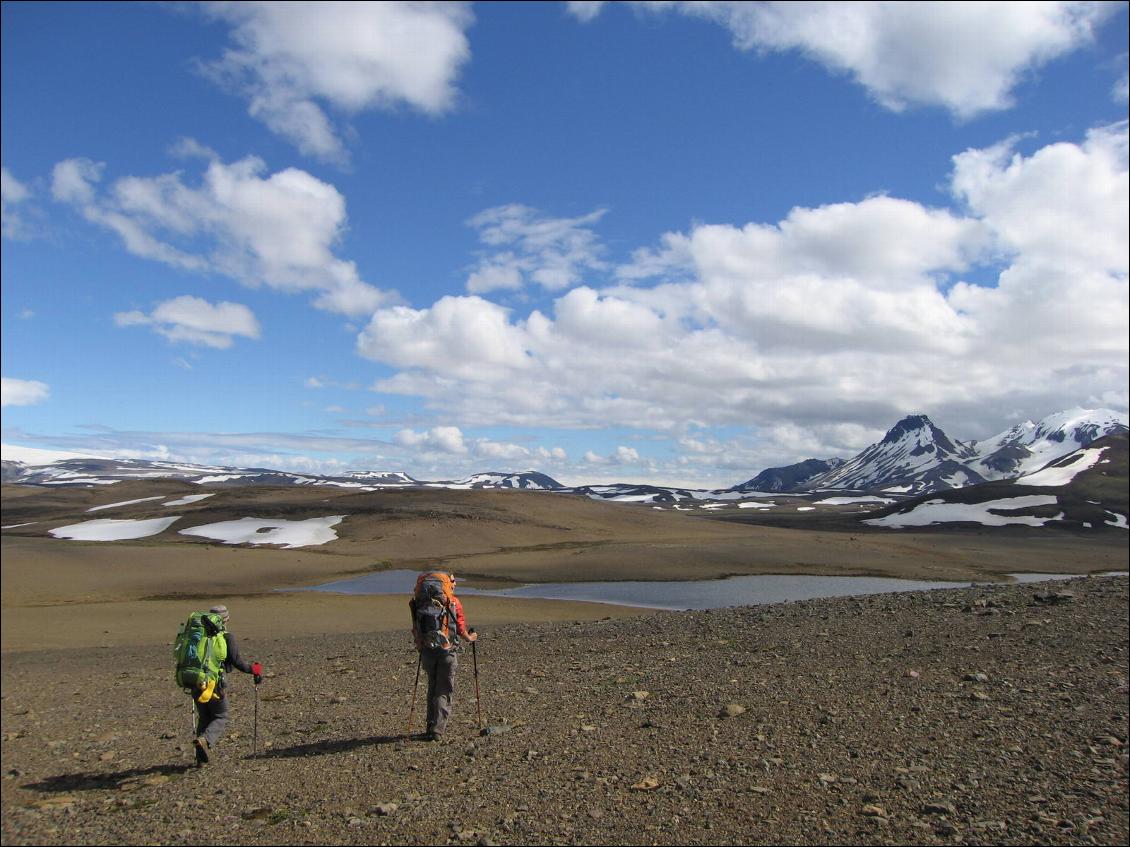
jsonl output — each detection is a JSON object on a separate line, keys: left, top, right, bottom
{"left": 420, "top": 649, "right": 458, "bottom": 735}
{"left": 195, "top": 691, "right": 229, "bottom": 747}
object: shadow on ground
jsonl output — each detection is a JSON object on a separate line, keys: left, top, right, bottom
{"left": 253, "top": 734, "right": 406, "bottom": 759}
{"left": 23, "top": 763, "right": 195, "bottom": 793}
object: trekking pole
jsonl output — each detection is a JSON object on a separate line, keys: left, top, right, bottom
{"left": 470, "top": 628, "right": 483, "bottom": 730}
{"left": 405, "top": 655, "right": 422, "bottom": 736}
{"left": 252, "top": 678, "right": 260, "bottom": 757}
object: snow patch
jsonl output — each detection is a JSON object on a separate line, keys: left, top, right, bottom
{"left": 1017, "top": 446, "right": 1107, "bottom": 487}
{"left": 814, "top": 496, "right": 894, "bottom": 506}
{"left": 179, "top": 516, "right": 346, "bottom": 548}
{"left": 864, "top": 495, "right": 1060, "bottom": 528}
{"left": 87, "top": 496, "right": 164, "bottom": 512}
{"left": 50, "top": 517, "right": 181, "bottom": 541}
{"left": 163, "top": 493, "right": 216, "bottom": 506}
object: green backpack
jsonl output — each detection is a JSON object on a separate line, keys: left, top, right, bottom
{"left": 173, "top": 611, "right": 228, "bottom": 692}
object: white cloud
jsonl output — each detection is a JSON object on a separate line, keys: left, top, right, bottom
{"left": 573, "top": 1, "right": 1115, "bottom": 119}
{"left": 566, "top": 1, "right": 607, "bottom": 23}
{"left": 1116, "top": 67, "right": 1129, "bottom": 103}
{"left": 51, "top": 158, "right": 103, "bottom": 206}
{"left": 198, "top": 1, "right": 473, "bottom": 162}
{"left": 950, "top": 124, "right": 1128, "bottom": 273}
{"left": 584, "top": 445, "right": 645, "bottom": 466}
{"left": 465, "top": 204, "right": 608, "bottom": 293}
{"left": 945, "top": 122, "right": 1128, "bottom": 369}
{"left": 1, "top": 166, "right": 31, "bottom": 238}
{"left": 1, "top": 377, "right": 50, "bottom": 407}
{"left": 470, "top": 439, "right": 567, "bottom": 464}
{"left": 52, "top": 151, "right": 396, "bottom": 317}
{"left": 473, "top": 440, "right": 531, "bottom": 461}
{"left": 114, "top": 295, "right": 261, "bottom": 349}
{"left": 395, "top": 425, "right": 468, "bottom": 454}
{"left": 615, "top": 445, "right": 641, "bottom": 463}
{"left": 355, "top": 127, "right": 1128, "bottom": 460}
{"left": 358, "top": 295, "right": 530, "bottom": 378}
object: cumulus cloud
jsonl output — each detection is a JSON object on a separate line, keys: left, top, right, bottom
{"left": 355, "top": 126, "right": 1128, "bottom": 464}
{"left": 465, "top": 204, "right": 608, "bottom": 293}
{"left": 395, "top": 425, "right": 468, "bottom": 454}
{"left": 571, "top": 1, "right": 1115, "bottom": 119}
{"left": 1, "top": 377, "right": 50, "bottom": 408}
{"left": 358, "top": 295, "right": 530, "bottom": 378}
{"left": 197, "top": 1, "right": 473, "bottom": 162}
{"left": 584, "top": 445, "right": 645, "bottom": 466}
{"left": 114, "top": 295, "right": 261, "bottom": 349}
{"left": 51, "top": 151, "right": 395, "bottom": 317}
{"left": 1, "top": 166, "right": 32, "bottom": 238}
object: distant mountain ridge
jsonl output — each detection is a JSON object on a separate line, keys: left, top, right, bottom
{"left": 801, "top": 413, "right": 987, "bottom": 495}
{"left": 738, "top": 408, "right": 1127, "bottom": 496}
{"left": 2, "top": 407, "right": 1126, "bottom": 499}
{"left": 967, "top": 408, "right": 1130, "bottom": 481}
{"left": 732, "top": 458, "right": 845, "bottom": 493}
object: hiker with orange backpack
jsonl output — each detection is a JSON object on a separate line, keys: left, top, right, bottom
{"left": 409, "top": 572, "right": 477, "bottom": 742}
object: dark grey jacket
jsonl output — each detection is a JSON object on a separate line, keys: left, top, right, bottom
{"left": 220, "top": 631, "right": 254, "bottom": 687}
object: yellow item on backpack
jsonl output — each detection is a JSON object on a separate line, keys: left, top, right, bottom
{"left": 197, "top": 678, "right": 217, "bottom": 703}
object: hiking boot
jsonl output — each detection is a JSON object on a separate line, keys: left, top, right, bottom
{"left": 421, "top": 731, "right": 440, "bottom": 743}
{"left": 194, "top": 736, "right": 210, "bottom": 764}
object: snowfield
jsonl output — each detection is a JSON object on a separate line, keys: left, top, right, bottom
{"left": 864, "top": 495, "right": 1061, "bottom": 528}
{"left": 87, "top": 496, "right": 164, "bottom": 512}
{"left": 49, "top": 517, "right": 181, "bottom": 541}
{"left": 162, "top": 493, "right": 216, "bottom": 506}
{"left": 178, "top": 515, "right": 346, "bottom": 548}
{"left": 1016, "top": 446, "right": 1108, "bottom": 487}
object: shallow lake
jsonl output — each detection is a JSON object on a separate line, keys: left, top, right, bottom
{"left": 289, "top": 569, "right": 1123, "bottom": 611}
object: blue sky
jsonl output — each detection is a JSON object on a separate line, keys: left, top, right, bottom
{"left": 2, "top": 1, "right": 1127, "bottom": 487}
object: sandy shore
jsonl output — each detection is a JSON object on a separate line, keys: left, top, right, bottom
{"left": 0, "top": 592, "right": 655, "bottom": 653}
{"left": 3, "top": 524, "right": 1125, "bottom": 652}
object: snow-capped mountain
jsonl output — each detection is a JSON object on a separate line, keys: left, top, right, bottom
{"left": 802, "top": 414, "right": 984, "bottom": 495}
{"left": 797, "top": 408, "right": 1127, "bottom": 496}
{"left": 342, "top": 470, "right": 418, "bottom": 485}
{"left": 967, "top": 407, "right": 1128, "bottom": 481}
{"left": 0, "top": 455, "right": 565, "bottom": 492}
{"left": 565, "top": 483, "right": 712, "bottom": 504}
{"left": 731, "top": 458, "right": 845, "bottom": 493}
{"left": 431, "top": 471, "right": 564, "bottom": 490}
{"left": 2, "top": 408, "right": 1126, "bottom": 499}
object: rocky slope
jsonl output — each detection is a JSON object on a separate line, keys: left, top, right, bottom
{"left": 2, "top": 577, "right": 1127, "bottom": 846}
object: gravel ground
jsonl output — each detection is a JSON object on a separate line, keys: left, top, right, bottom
{"left": 2, "top": 575, "right": 1127, "bottom": 846}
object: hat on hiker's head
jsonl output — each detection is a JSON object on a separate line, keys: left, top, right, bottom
{"left": 209, "top": 604, "right": 230, "bottom": 622}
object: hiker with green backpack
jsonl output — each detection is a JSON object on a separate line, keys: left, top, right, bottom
{"left": 409, "top": 572, "right": 477, "bottom": 742}
{"left": 173, "top": 604, "right": 262, "bottom": 765}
